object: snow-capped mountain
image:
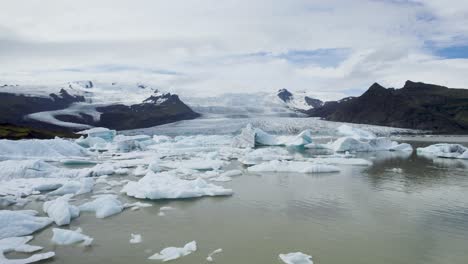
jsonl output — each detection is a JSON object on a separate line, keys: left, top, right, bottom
{"left": 276, "top": 88, "right": 324, "bottom": 112}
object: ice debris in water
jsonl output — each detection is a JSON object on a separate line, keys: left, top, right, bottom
{"left": 232, "top": 124, "right": 314, "bottom": 148}
{"left": 0, "top": 160, "right": 90, "bottom": 181}
{"left": 337, "top": 124, "right": 376, "bottom": 139}
{"left": 48, "top": 178, "right": 94, "bottom": 196}
{"left": 279, "top": 252, "right": 313, "bottom": 264}
{"left": 206, "top": 248, "right": 223, "bottom": 262}
{"left": 130, "top": 234, "right": 142, "bottom": 244}
{"left": 79, "top": 195, "right": 123, "bottom": 218}
{"left": 328, "top": 137, "right": 412, "bottom": 153}
{"left": 0, "top": 138, "right": 90, "bottom": 160}
{"left": 121, "top": 171, "right": 233, "bottom": 200}
{"left": 0, "top": 210, "right": 52, "bottom": 239}
{"left": 248, "top": 160, "right": 340, "bottom": 174}
{"left": 148, "top": 241, "right": 197, "bottom": 261}
{"left": 43, "top": 194, "right": 80, "bottom": 226}
{"left": 123, "top": 201, "right": 153, "bottom": 211}
{"left": 0, "top": 236, "right": 55, "bottom": 264}
{"left": 417, "top": 143, "right": 468, "bottom": 159}
{"left": 51, "top": 227, "right": 93, "bottom": 246}
{"left": 240, "top": 147, "right": 293, "bottom": 165}
{"left": 77, "top": 127, "right": 116, "bottom": 142}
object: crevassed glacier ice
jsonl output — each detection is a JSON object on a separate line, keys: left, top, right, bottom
{"left": 148, "top": 241, "right": 197, "bottom": 261}
{"left": 79, "top": 195, "right": 123, "bottom": 218}
{"left": 0, "top": 138, "right": 90, "bottom": 160}
{"left": 0, "top": 236, "right": 55, "bottom": 264}
{"left": 51, "top": 228, "right": 93, "bottom": 246}
{"left": 248, "top": 160, "right": 340, "bottom": 174}
{"left": 417, "top": 143, "right": 468, "bottom": 159}
{"left": 121, "top": 171, "right": 233, "bottom": 200}
{"left": 0, "top": 210, "right": 52, "bottom": 239}
{"left": 279, "top": 252, "right": 313, "bottom": 264}
{"left": 43, "top": 194, "right": 80, "bottom": 226}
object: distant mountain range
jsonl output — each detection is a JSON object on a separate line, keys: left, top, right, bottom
{"left": 306, "top": 81, "right": 468, "bottom": 134}
{"left": 0, "top": 81, "right": 199, "bottom": 139}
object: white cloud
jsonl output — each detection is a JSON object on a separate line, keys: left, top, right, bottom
{"left": 1, "top": 0, "right": 468, "bottom": 99}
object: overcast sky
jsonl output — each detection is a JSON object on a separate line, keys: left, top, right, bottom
{"left": 2, "top": 0, "right": 468, "bottom": 99}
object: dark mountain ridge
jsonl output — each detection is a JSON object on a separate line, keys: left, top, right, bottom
{"left": 307, "top": 80, "right": 468, "bottom": 133}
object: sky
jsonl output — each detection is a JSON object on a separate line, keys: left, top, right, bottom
{"left": 2, "top": 0, "right": 468, "bottom": 100}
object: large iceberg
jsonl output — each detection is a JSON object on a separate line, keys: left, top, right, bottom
{"left": 0, "top": 138, "right": 89, "bottom": 160}
{"left": 79, "top": 195, "right": 123, "bottom": 218}
{"left": 43, "top": 194, "right": 80, "bottom": 226}
{"left": 148, "top": 241, "right": 197, "bottom": 261}
{"left": 232, "top": 124, "right": 314, "bottom": 148}
{"left": 51, "top": 228, "right": 93, "bottom": 246}
{"left": 0, "top": 236, "right": 55, "bottom": 264}
{"left": 248, "top": 160, "right": 340, "bottom": 174}
{"left": 328, "top": 137, "right": 413, "bottom": 153}
{"left": 121, "top": 171, "right": 233, "bottom": 200}
{"left": 417, "top": 143, "right": 468, "bottom": 159}
{"left": 0, "top": 210, "right": 52, "bottom": 239}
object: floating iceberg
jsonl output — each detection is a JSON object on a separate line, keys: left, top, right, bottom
{"left": 0, "top": 210, "right": 52, "bottom": 239}
{"left": 160, "top": 159, "right": 226, "bottom": 171}
{"left": 417, "top": 144, "right": 468, "bottom": 159}
{"left": 0, "top": 138, "right": 89, "bottom": 160}
{"left": 148, "top": 241, "right": 197, "bottom": 261}
{"left": 129, "top": 234, "right": 142, "bottom": 244}
{"left": 329, "top": 137, "right": 412, "bottom": 153}
{"left": 0, "top": 160, "right": 91, "bottom": 181}
{"left": 121, "top": 171, "right": 233, "bottom": 200}
{"left": 51, "top": 228, "right": 93, "bottom": 246}
{"left": 240, "top": 147, "right": 293, "bottom": 165}
{"left": 43, "top": 194, "right": 80, "bottom": 226}
{"left": 248, "top": 160, "right": 340, "bottom": 174}
{"left": 232, "top": 124, "right": 314, "bottom": 148}
{"left": 79, "top": 195, "right": 123, "bottom": 218}
{"left": 337, "top": 124, "right": 376, "bottom": 139}
{"left": 77, "top": 127, "right": 116, "bottom": 142}
{"left": 279, "top": 252, "right": 313, "bottom": 264}
{"left": 48, "top": 178, "right": 94, "bottom": 196}
{"left": 0, "top": 236, "right": 55, "bottom": 264}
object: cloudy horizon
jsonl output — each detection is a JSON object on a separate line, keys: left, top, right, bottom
{"left": 2, "top": 0, "right": 468, "bottom": 100}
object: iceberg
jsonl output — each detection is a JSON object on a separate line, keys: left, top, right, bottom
{"left": 48, "top": 178, "right": 94, "bottom": 196}
{"left": 240, "top": 147, "right": 293, "bottom": 165}
{"left": 232, "top": 124, "right": 314, "bottom": 148}
{"left": 248, "top": 160, "right": 340, "bottom": 174}
{"left": 148, "top": 241, "right": 197, "bottom": 261}
{"left": 77, "top": 127, "right": 116, "bottom": 142}
{"left": 0, "top": 236, "right": 55, "bottom": 264}
{"left": 43, "top": 194, "right": 80, "bottom": 226}
{"left": 417, "top": 143, "right": 468, "bottom": 159}
{"left": 337, "top": 124, "right": 376, "bottom": 139}
{"left": 0, "top": 138, "right": 89, "bottom": 160}
{"left": 121, "top": 171, "right": 233, "bottom": 200}
{"left": 329, "top": 137, "right": 413, "bottom": 153}
{"left": 0, "top": 210, "right": 52, "bottom": 239}
{"left": 279, "top": 252, "right": 313, "bottom": 264}
{"left": 160, "top": 158, "right": 226, "bottom": 171}
{"left": 79, "top": 195, "right": 123, "bottom": 218}
{"left": 51, "top": 228, "right": 93, "bottom": 246}
{"left": 0, "top": 160, "right": 91, "bottom": 181}
{"left": 129, "top": 233, "right": 142, "bottom": 244}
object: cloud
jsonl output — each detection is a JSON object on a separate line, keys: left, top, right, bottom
{"left": 0, "top": 0, "right": 468, "bottom": 99}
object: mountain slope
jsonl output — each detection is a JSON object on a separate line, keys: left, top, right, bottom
{"left": 307, "top": 81, "right": 468, "bottom": 133}
{"left": 276, "top": 88, "right": 323, "bottom": 112}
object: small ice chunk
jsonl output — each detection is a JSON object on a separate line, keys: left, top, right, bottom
{"left": 248, "top": 160, "right": 340, "bottom": 174}
{"left": 130, "top": 234, "right": 142, "bottom": 244}
{"left": 148, "top": 241, "right": 197, "bottom": 261}
{"left": 220, "top": 170, "right": 242, "bottom": 177}
{"left": 48, "top": 178, "right": 94, "bottom": 196}
{"left": 390, "top": 168, "right": 403, "bottom": 173}
{"left": 206, "top": 248, "right": 223, "bottom": 262}
{"left": 0, "top": 236, "right": 55, "bottom": 264}
{"left": 51, "top": 228, "right": 93, "bottom": 246}
{"left": 279, "top": 252, "right": 313, "bottom": 264}
{"left": 0, "top": 210, "right": 52, "bottom": 239}
{"left": 79, "top": 195, "right": 123, "bottom": 218}
{"left": 123, "top": 202, "right": 153, "bottom": 210}
{"left": 43, "top": 194, "right": 80, "bottom": 226}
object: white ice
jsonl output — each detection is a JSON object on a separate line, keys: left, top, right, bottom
{"left": 48, "top": 178, "right": 94, "bottom": 196}
{"left": 148, "top": 241, "right": 197, "bottom": 262}
{"left": 417, "top": 143, "right": 468, "bottom": 159}
{"left": 0, "top": 138, "right": 90, "bottom": 160}
{"left": 0, "top": 236, "right": 55, "bottom": 264}
{"left": 206, "top": 248, "right": 223, "bottom": 262}
{"left": 0, "top": 210, "right": 52, "bottom": 239}
{"left": 279, "top": 252, "right": 313, "bottom": 264}
{"left": 337, "top": 124, "right": 376, "bottom": 139}
{"left": 129, "top": 234, "right": 142, "bottom": 244}
{"left": 79, "top": 195, "right": 123, "bottom": 218}
{"left": 248, "top": 160, "right": 340, "bottom": 174}
{"left": 77, "top": 127, "right": 116, "bottom": 142}
{"left": 51, "top": 227, "right": 93, "bottom": 246}
{"left": 121, "top": 171, "right": 233, "bottom": 200}
{"left": 43, "top": 194, "right": 80, "bottom": 226}
{"left": 329, "top": 137, "right": 413, "bottom": 153}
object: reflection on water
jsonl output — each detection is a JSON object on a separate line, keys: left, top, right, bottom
{"left": 11, "top": 140, "right": 468, "bottom": 264}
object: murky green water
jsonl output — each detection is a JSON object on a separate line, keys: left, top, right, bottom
{"left": 9, "top": 140, "right": 468, "bottom": 264}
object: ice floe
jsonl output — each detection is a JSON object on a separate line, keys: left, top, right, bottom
{"left": 121, "top": 171, "right": 233, "bottom": 200}
{"left": 129, "top": 234, "right": 142, "bottom": 244}
{"left": 0, "top": 210, "right": 52, "bottom": 239}
{"left": 232, "top": 124, "right": 314, "bottom": 148}
{"left": 43, "top": 194, "right": 80, "bottom": 226}
{"left": 0, "top": 138, "right": 90, "bottom": 160}
{"left": 279, "top": 252, "right": 313, "bottom": 264}
{"left": 328, "top": 137, "right": 413, "bottom": 153}
{"left": 48, "top": 178, "right": 94, "bottom": 196}
{"left": 79, "top": 195, "right": 123, "bottom": 218}
{"left": 0, "top": 236, "right": 55, "bottom": 264}
{"left": 123, "top": 201, "right": 153, "bottom": 211}
{"left": 0, "top": 160, "right": 89, "bottom": 181}
{"left": 148, "top": 241, "right": 197, "bottom": 261}
{"left": 51, "top": 227, "right": 93, "bottom": 246}
{"left": 417, "top": 143, "right": 468, "bottom": 159}
{"left": 248, "top": 160, "right": 340, "bottom": 174}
